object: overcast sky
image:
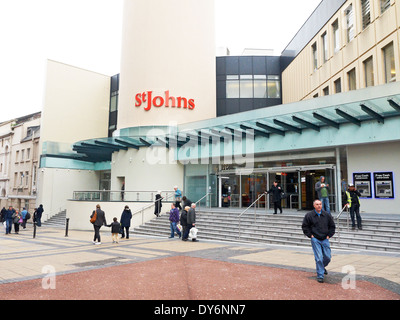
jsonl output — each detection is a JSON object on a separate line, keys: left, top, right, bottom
{"left": 0, "top": 0, "right": 321, "bottom": 122}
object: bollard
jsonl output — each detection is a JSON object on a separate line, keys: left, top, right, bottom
{"left": 33, "top": 221, "right": 37, "bottom": 239}
{"left": 65, "top": 218, "right": 70, "bottom": 237}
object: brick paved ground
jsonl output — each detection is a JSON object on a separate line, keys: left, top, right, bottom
{"left": 0, "top": 227, "right": 399, "bottom": 300}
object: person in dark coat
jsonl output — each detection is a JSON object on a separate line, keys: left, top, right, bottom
{"left": 180, "top": 206, "right": 189, "bottom": 241}
{"left": 106, "top": 217, "right": 121, "bottom": 243}
{"left": 182, "top": 196, "right": 192, "bottom": 209}
{"left": 265, "top": 181, "right": 284, "bottom": 214}
{"left": 35, "top": 204, "right": 44, "bottom": 226}
{"left": 120, "top": 205, "right": 132, "bottom": 239}
{"left": 5, "top": 206, "right": 15, "bottom": 234}
{"left": 90, "top": 204, "right": 107, "bottom": 245}
{"left": 154, "top": 191, "right": 163, "bottom": 217}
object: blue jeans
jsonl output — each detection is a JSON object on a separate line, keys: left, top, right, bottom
{"left": 311, "top": 237, "right": 331, "bottom": 279}
{"left": 321, "top": 197, "right": 330, "bottom": 214}
{"left": 170, "top": 222, "right": 181, "bottom": 238}
{"left": 6, "top": 219, "right": 13, "bottom": 234}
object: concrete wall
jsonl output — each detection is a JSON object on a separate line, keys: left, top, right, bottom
{"left": 347, "top": 141, "right": 400, "bottom": 214}
{"left": 66, "top": 200, "right": 158, "bottom": 231}
{"left": 40, "top": 60, "right": 110, "bottom": 152}
{"left": 118, "top": 0, "right": 216, "bottom": 128}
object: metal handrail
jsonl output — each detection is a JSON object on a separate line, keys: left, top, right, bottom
{"left": 239, "top": 193, "right": 267, "bottom": 238}
{"left": 195, "top": 193, "right": 213, "bottom": 209}
{"left": 131, "top": 192, "right": 175, "bottom": 225}
{"left": 336, "top": 204, "right": 350, "bottom": 245}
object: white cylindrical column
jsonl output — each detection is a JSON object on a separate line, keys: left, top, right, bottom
{"left": 118, "top": 0, "right": 217, "bottom": 129}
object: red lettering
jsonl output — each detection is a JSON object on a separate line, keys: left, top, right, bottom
{"left": 165, "top": 90, "right": 176, "bottom": 108}
{"left": 153, "top": 96, "right": 164, "bottom": 107}
{"left": 134, "top": 90, "right": 195, "bottom": 111}
{"left": 135, "top": 93, "right": 142, "bottom": 107}
{"left": 188, "top": 99, "right": 195, "bottom": 110}
{"left": 177, "top": 97, "right": 187, "bottom": 109}
{"left": 144, "top": 91, "right": 152, "bottom": 111}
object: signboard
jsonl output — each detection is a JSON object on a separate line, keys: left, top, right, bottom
{"left": 135, "top": 90, "right": 195, "bottom": 111}
{"left": 352, "top": 172, "right": 372, "bottom": 198}
{"left": 373, "top": 172, "right": 394, "bottom": 199}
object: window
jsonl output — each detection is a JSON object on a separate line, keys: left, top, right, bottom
{"left": 110, "top": 92, "right": 118, "bottom": 112}
{"left": 322, "top": 32, "right": 328, "bottom": 63}
{"left": 345, "top": 4, "right": 355, "bottom": 43}
{"left": 239, "top": 75, "right": 253, "bottom": 98}
{"left": 226, "top": 75, "right": 280, "bottom": 99}
{"left": 27, "top": 148, "right": 31, "bottom": 160}
{"left": 348, "top": 68, "right": 357, "bottom": 91}
{"left": 334, "top": 78, "right": 342, "bottom": 93}
{"left": 380, "top": 0, "right": 390, "bottom": 13}
{"left": 363, "top": 56, "right": 374, "bottom": 87}
{"left": 21, "top": 149, "right": 25, "bottom": 162}
{"left": 383, "top": 42, "right": 396, "bottom": 83}
{"left": 253, "top": 75, "right": 267, "bottom": 98}
{"left": 15, "top": 150, "right": 19, "bottom": 163}
{"left": 312, "top": 42, "right": 318, "bottom": 71}
{"left": 267, "top": 76, "right": 281, "bottom": 99}
{"left": 332, "top": 20, "right": 340, "bottom": 53}
{"left": 226, "top": 75, "right": 240, "bottom": 98}
{"left": 323, "top": 86, "right": 329, "bottom": 96}
{"left": 361, "top": 0, "right": 371, "bottom": 30}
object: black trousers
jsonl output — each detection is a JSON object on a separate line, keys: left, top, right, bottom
{"left": 350, "top": 205, "right": 362, "bottom": 228}
{"left": 121, "top": 226, "right": 129, "bottom": 238}
{"left": 93, "top": 225, "right": 101, "bottom": 242}
{"left": 273, "top": 201, "right": 282, "bottom": 214}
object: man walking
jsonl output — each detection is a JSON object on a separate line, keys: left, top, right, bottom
{"left": 185, "top": 203, "right": 198, "bottom": 242}
{"left": 302, "top": 199, "right": 336, "bottom": 283}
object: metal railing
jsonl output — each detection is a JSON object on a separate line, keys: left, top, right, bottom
{"left": 195, "top": 193, "right": 213, "bottom": 209}
{"left": 72, "top": 190, "right": 175, "bottom": 202}
{"left": 131, "top": 191, "right": 175, "bottom": 225}
{"left": 336, "top": 204, "right": 350, "bottom": 245}
{"left": 238, "top": 193, "right": 267, "bottom": 238}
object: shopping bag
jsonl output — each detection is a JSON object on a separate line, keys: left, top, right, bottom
{"left": 189, "top": 227, "right": 198, "bottom": 240}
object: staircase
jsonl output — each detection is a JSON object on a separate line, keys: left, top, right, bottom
{"left": 43, "top": 210, "right": 67, "bottom": 227}
{"left": 132, "top": 208, "right": 400, "bottom": 253}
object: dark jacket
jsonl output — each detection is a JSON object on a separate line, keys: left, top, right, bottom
{"left": 154, "top": 194, "right": 163, "bottom": 214}
{"left": 91, "top": 209, "right": 107, "bottom": 227}
{"left": 107, "top": 221, "right": 121, "bottom": 234}
{"left": 36, "top": 205, "right": 44, "bottom": 218}
{"left": 187, "top": 207, "right": 196, "bottom": 225}
{"left": 267, "top": 185, "right": 283, "bottom": 202}
{"left": 302, "top": 210, "right": 336, "bottom": 241}
{"left": 5, "top": 208, "right": 15, "bottom": 220}
{"left": 120, "top": 209, "right": 132, "bottom": 227}
{"left": 180, "top": 210, "right": 188, "bottom": 227}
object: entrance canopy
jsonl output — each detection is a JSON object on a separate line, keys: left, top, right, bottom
{"left": 56, "top": 83, "right": 400, "bottom": 164}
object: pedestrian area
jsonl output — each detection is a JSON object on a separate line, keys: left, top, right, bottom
{"left": 0, "top": 226, "right": 399, "bottom": 300}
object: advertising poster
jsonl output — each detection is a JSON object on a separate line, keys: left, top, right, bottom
{"left": 373, "top": 172, "right": 395, "bottom": 199}
{"left": 353, "top": 172, "right": 372, "bottom": 198}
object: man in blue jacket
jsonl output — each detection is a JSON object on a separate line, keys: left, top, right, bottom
{"left": 5, "top": 206, "right": 15, "bottom": 234}
{"left": 302, "top": 199, "right": 336, "bottom": 283}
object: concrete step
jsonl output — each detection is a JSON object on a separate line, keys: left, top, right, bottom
{"left": 132, "top": 210, "right": 400, "bottom": 252}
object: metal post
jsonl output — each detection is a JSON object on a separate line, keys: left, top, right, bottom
{"left": 33, "top": 221, "right": 37, "bottom": 239}
{"left": 65, "top": 218, "right": 70, "bottom": 237}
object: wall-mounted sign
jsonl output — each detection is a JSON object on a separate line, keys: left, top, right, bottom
{"left": 135, "top": 90, "right": 195, "bottom": 111}
{"left": 373, "top": 172, "right": 394, "bottom": 199}
{"left": 352, "top": 172, "right": 372, "bottom": 198}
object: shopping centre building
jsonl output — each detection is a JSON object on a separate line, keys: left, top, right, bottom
{"left": 35, "top": 0, "right": 400, "bottom": 229}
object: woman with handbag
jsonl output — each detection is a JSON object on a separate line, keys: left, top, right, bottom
{"left": 12, "top": 210, "right": 22, "bottom": 234}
